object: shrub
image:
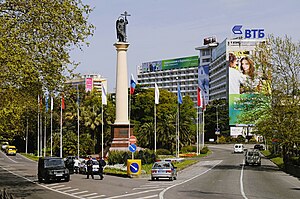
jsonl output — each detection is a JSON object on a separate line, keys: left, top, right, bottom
{"left": 248, "top": 137, "right": 257, "bottom": 144}
{"left": 225, "top": 136, "right": 233, "bottom": 143}
{"left": 218, "top": 136, "right": 226, "bottom": 144}
{"left": 180, "top": 145, "right": 196, "bottom": 153}
{"left": 200, "top": 146, "right": 209, "bottom": 154}
{"left": 237, "top": 135, "right": 245, "bottom": 143}
{"left": 156, "top": 148, "right": 171, "bottom": 155}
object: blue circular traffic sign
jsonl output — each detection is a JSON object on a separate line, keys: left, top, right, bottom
{"left": 130, "top": 162, "right": 139, "bottom": 173}
{"left": 129, "top": 144, "right": 137, "bottom": 152}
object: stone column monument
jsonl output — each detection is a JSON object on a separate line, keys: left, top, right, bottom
{"left": 110, "top": 11, "right": 133, "bottom": 150}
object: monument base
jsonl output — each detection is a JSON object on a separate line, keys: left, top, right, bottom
{"left": 109, "top": 124, "right": 134, "bottom": 151}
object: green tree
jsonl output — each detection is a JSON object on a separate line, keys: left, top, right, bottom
{"left": 0, "top": 0, "right": 94, "bottom": 140}
{"left": 238, "top": 35, "right": 300, "bottom": 164}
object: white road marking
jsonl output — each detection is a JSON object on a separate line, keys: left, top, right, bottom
{"left": 159, "top": 160, "right": 223, "bottom": 199}
{"left": 240, "top": 160, "right": 248, "bottom": 199}
{"left": 56, "top": 187, "right": 72, "bottom": 191}
{"left": 63, "top": 188, "right": 79, "bottom": 193}
{"left": 72, "top": 190, "right": 89, "bottom": 195}
{"left": 136, "top": 194, "right": 158, "bottom": 199}
{"left": 105, "top": 189, "right": 163, "bottom": 199}
{"left": 49, "top": 185, "right": 65, "bottom": 189}
{"left": 80, "top": 193, "right": 98, "bottom": 197}
{"left": 46, "top": 183, "right": 60, "bottom": 187}
{"left": 86, "top": 195, "right": 106, "bottom": 199}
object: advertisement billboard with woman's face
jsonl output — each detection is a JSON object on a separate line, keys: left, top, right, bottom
{"left": 228, "top": 50, "right": 271, "bottom": 125}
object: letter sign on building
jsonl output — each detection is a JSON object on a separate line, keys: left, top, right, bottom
{"left": 232, "top": 25, "right": 265, "bottom": 39}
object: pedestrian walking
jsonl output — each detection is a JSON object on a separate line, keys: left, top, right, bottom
{"left": 98, "top": 157, "right": 106, "bottom": 180}
{"left": 86, "top": 156, "right": 94, "bottom": 179}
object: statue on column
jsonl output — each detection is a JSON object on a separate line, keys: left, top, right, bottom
{"left": 116, "top": 11, "right": 130, "bottom": 42}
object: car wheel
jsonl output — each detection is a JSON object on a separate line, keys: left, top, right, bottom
{"left": 245, "top": 162, "right": 249, "bottom": 166}
{"left": 169, "top": 177, "right": 173, "bottom": 181}
{"left": 38, "top": 177, "right": 43, "bottom": 183}
{"left": 151, "top": 177, "right": 154, "bottom": 181}
{"left": 65, "top": 175, "right": 70, "bottom": 182}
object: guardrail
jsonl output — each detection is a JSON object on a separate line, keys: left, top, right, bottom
{"left": 0, "top": 188, "right": 14, "bottom": 199}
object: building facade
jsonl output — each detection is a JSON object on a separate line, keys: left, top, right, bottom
{"left": 137, "top": 56, "right": 199, "bottom": 104}
{"left": 65, "top": 74, "right": 107, "bottom": 93}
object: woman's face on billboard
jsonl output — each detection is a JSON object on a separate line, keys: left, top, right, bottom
{"left": 241, "top": 59, "right": 250, "bottom": 73}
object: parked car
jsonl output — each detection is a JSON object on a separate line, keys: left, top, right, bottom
{"left": 233, "top": 144, "right": 244, "bottom": 153}
{"left": 254, "top": 144, "right": 265, "bottom": 151}
{"left": 245, "top": 149, "right": 261, "bottom": 166}
{"left": 1, "top": 142, "right": 9, "bottom": 151}
{"left": 151, "top": 161, "right": 177, "bottom": 181}
{"left": 38, "top": 157, "right": 70, "bottom": 183}
{"left": 6, "top": 145, "right": 17, "bottom": 156}
{"left": 79, "top": 159, "right": 99, "bottom": 174}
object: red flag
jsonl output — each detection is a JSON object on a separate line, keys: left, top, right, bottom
{"left": 39, "top": 95, "right": 43, "bottom": 111}
{"left": 197, "top": 86, "right": 202, "bottom": 107}
{"left": 130, "top": 74, "right": 136, "bottom": 95}
{"left": 61, "top": 94, "right": 65, "bottom": 110}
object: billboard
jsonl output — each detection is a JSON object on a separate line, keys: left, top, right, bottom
{"left": 141, "top": 56, "right": 199, "bottom": 72}
{"left": 228, "top": 50, "right": 271, "bottom": 125}
{"left": 198, "top": 64, "right": 209, "bottom": 105}
{"left": 85, "top": 78, "right": 93, "bottom": 92}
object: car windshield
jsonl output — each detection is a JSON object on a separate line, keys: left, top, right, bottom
{"left": 248, "top": 151, "right": 259, "bottom": 156}
{"left": 45, "top": 159, "right": 65, "bottom": 168}
{"left": 153, "top": 162, "right": 171, "bottom": 169}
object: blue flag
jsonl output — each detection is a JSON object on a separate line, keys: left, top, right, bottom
{"left": 177, "top": 85, "right": 183, "bottom": 104}
{"left": 45, "top": 95, "right": 49, "bottom": 112}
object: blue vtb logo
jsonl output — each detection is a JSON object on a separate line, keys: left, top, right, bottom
{"left": 232, "top": 25, "right": 265, "bottom": 39}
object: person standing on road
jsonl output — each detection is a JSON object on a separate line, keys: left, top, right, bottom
{"left": 98, "top": 157, "right": 106, "bottom": 180}
{"left": 86, "top": 156, "right": 94, "bottom": 179}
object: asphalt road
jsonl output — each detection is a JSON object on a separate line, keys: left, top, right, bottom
{"left": 1, "top": 145, "right": 299, "bottom": 199}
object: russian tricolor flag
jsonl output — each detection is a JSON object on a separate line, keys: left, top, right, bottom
{"left": 130, "top": 74, "right": 136, "bottom": 95}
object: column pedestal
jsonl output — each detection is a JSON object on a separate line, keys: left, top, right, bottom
{"left": 110, "top": 124, "right": 134, "bottom": 151}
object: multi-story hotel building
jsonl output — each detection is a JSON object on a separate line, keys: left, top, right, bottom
{"left": 137, "top": 56, "right": 199, "bottom": 104}
{"left": 65, "top": 74, "right": 107, "bottom": 93}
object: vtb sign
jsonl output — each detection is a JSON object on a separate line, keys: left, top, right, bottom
{"left": 232, "top": 25, "right": 265, "bottom": 39}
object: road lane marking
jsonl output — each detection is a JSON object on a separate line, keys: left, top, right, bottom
{"left": 240, "top": 160, "right": 248, "bottom": 199}
{"left": 87, "top": 195, "right": 106, "bottom": 199}
{"left": 159, "top": 160, "right": 223, "bottom": 199}
{"left": 136, "top": 195, "right": 158, "bottom": 199}
{"left": 72, "top": 190, "right": 89, "bottom": 195}
{"left": 56, "top": 187, "right": 72, "bottom": 191}
{"left": 105, "top": 188, "right": 163, "bottom": 199}
{"left": 46, "top": 183, "right": 60, "bottom": 187}
{"left": 49, "top": 185, "right": 66, "bottom": 189}
{"left": 80, "top": 193, "right": 98, "bottom": 197}
{"left": 63, "top": 188, "right": 79, "bottom": 193}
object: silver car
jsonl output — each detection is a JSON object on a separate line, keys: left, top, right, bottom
{"left": 245, "top": 149, "right": 261, "bottom": 166}
{"left": 151, "top": 161, "right": 177, "bottom": 181}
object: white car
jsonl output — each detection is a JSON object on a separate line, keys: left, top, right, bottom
{"left": 233, "top": 144, "right": 244, "bottom": 153}
{"left": 1, "top": 142, "right": 9, "bottom": 151}
{"left": 79, "top": 159, "right": 99, "bottom": 174}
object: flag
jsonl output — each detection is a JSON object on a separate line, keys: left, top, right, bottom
{"left": 76, "top": 85, "right": 80, "bottom": 106}
{"left": 197, "top": 86, "right": 202, "bottom": 107}
{"left": 130, "top": 74, "right": 136, "bottom": 95}
{"left": 102, "top": 83, "right": 107, "bottom": 105}
{"left": 155, "top": 83, "right": 159, "bottom": 104}
{"left": 50, "top": 96, "right": 53, "bottom": 111}
{"left": 45, "top": 95, "right": 49, "bottom": 112}
{"left": 61, "top": 94, "right": 65, "bottom": 110}
{"left": 202, "top": 94, "right": 206, "bottom": 111}
{"left": 177, "top": 84, "right": 183, "bottom": 104}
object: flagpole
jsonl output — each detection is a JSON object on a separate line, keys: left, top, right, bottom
{"left": 129, "top": 91, "right": 131, "bottom": 148}
{"left": 77, "top": 85, "right": 80, "bottom": 159}
{"left": 177, "top": 103, "right": 180, "bottom": 158}
{"left": 50, "top": 102, "right": 53, "bottom": 157}
{"left": 202, "top": 110, "right": 205, "bottom": 149}
{"left": 44, "top": 114, "right": 46, "bottom": 157}
{"left": 37, "top": 95, "right": 40, "bottom": 157}
{"left": 101, "top": 102, "right": 104, "bottom": 158}
{"left": 26, "top": 118, "right": 28, "bottom": 154}
{"left": 196, "top": 106, "right": 199, "bottom": 155}
{"left": 40, "top": 108, "right": 43, "bottom": 157}
{"left": 154, "top": 103, "right": 157, "bottom": 153}
{"left": 60, "top": 96, "right": 63, "bottom": 158}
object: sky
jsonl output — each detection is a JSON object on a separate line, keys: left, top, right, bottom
{"left": 71, "top": 0, "right": 300, "bottom": 92}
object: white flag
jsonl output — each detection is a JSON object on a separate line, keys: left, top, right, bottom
{"left": 102, "top": 83, "right": 107, "bottom": 105}
{"left": 50, "top": 96, "right": 53, "bottom": 111}
{"left": 155, "top": 83, "right": 159, "bottom": 104}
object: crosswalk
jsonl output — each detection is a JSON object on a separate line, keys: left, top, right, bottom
{"left": 44, "top": 183, "right": 106, "bottom": 199}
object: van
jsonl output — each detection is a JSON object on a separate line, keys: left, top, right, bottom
{"left": 38, "top": 157, "right": 70, "bottom": 183}
{"left": 233, "top": 144, "right": 244, "bottom": 153}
